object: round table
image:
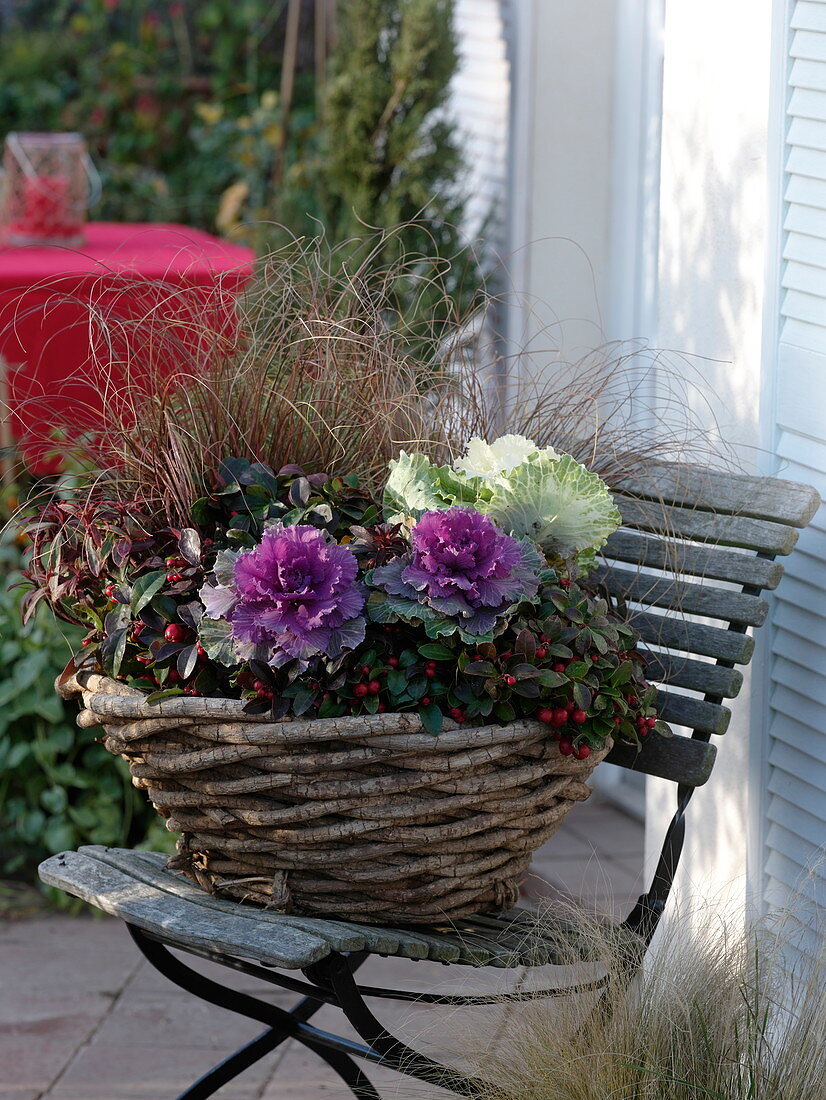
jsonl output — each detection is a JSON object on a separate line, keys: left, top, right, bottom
{"left": 0, "top": 223, "right": 255, "bottom": 473}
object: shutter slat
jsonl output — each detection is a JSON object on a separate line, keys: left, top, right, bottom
{"left": 791, "top": 29, "right": 826, "bottom": 62}
{"left": 780, "top": 315, "right": 826, "bottom": 352}
{"left": 785, "top": 172, "right": 826, "bottom": 209}
{"left": 793, "top": 2, "right": 826, "bottom": 33}
{"left": 770, "top": 655, "right": 826, "bottom": 710}
{"left": 784, "top": 228, "right": 826, "bottom": 266}
{"left": 769, "top": 739, "right": 826, "bottom": 792}
{"left": 766, "top": 790, "right": 826, "bottom": 845}
{"left": 789, "top": 114, "right": 826, "bottom": 150}
{"left": 789, "top": 85, "right": 826, "bottom": 121}
{"left": 781, "top": 286, "right": 826, "bottom": 324}
{"left": 785, "top": 198, "right": 826, "bottom": 230}
{"left": 781, "top": 257, "right": 826, "bottom": 296}
{"left": 768, "top": 711, "right": 826, "bottom": 765}
{"left": 786, "top": 143, "right": 826, "bottom": 179}
{"left": 767, "top": 822, "right": 824, "bottom": 873}
{"left": 790, "top": 56, "right": 826, "bottom": 90}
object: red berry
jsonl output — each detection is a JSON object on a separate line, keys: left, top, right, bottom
{"left": 553, "top": 663, "right": 566, "bottom": 673}
{"left": 136, "top": 654, "right": 151, "bottom": 665}
{"left": 591, "top": 654, "right": 600, "bottom": 662}
{"left": 425, "top": 667, "right": 436, "bottom": 678}
{"left": 646, "top": 716, "right": 657, "bottom": 728}
{"left": 503, "top": 674, "right": 516, "bottom": 686}
{"left": 387, "top": 656, "right": 400, "bottom": 668}
{"left": 166, "top": 573, "right": 181, "bottom": 583}
{"left": 167, "top": 669, "right": 181, "bottom": 684}
{"left": 572, "top": 709, "right": 588, "bottom": 724}
{"left": 614, "top": 716, "right": 623, "bottom": 725}
{"left": 253, "top": 680, "right": 265, "bottom": 692}
{"left": 552, "top": 708, "right": 569, "bottom": 728}
{"left": 559, "top": 577, "right": 570, "bottom": 588}
{"left": 104, "top": 583, "right": 117, "bottom": 599}
{"left": 361, "top": 665, "right": 371, "bottom": 676}
{"left": 81, "top": 637, "right": 95, "bottom": 647}
{"left": 559, "top": 740, "right": 574, "bottom": 756}
{"left": 353, "top": 683, "right": 369, "bottom": 698}
{"left": 566, "top": 700, "right": 576, "bottom": 713}
{"left": 164, "top": 623, "right": 187, "bottom": 643}
{"left": 131, "top": 622, "right": 145, "bottom": 640}
{"left": 421, "top": 697, "right": 431, "bottom": 706}
{"left": 499, "top": 650, "right": 513, "bottom": 660}
{"left": 575, "top": 744, "right": 591, "bottom": 760}
{"left": 377, "top": 702, "right": 387, "bottom": 712}
{"left": 449, "top": 707, "right": 465, "bottom": 722}
{"left": 536, "top": 707, "right": 554, "bottom": 723}
{"left": 368, "top": 680, "right": 381, "bottom": 695}
{"left": 535, "top": 647, "right": 547, "bottom": 660}
{"left": 197, "top": 644, "right": 206, "bottom": 658}
{"left": 426, "top": 660, "right": 437, "bottom": 670}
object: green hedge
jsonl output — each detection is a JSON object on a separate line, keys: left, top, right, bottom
{"left": 0, "top": 535, "right": 170, "bottom": 885}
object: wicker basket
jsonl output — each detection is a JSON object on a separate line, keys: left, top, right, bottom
{"left": 59, "top": 670, "right": 611, "bottom": 925}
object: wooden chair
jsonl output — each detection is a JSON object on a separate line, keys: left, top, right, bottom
{"left": 39, "top": 463, "right": 820, "bottom": 1100}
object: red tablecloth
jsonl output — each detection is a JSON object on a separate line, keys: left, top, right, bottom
{"left": 0, "top": 222, "right": 255, "bottom": 472}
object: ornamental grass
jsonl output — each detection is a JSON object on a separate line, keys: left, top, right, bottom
{"left": 458, "top": 892, "right": 826, "bottom": 1100}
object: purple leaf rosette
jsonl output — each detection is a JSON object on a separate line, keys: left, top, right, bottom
{"left": 199, "top": 523, "right": 366, "bottom": 668}
{"left": 369, "top": 506, "right": 543, "bottom": 641}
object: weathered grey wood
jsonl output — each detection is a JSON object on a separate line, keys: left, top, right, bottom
{"left": 602, "top": 529, "right": 785, "bottom": 590}
{"left": 640, "top": 650, "right": 743, "bottom": 699}
{"left": 606, "top": 732, "right": 717, "bottom": 786}
{"left": 615, "top": 495, "right": 800, "bottom": 555}
{"left": 38, "top": 849, "right": 332, "bottom": 969}
{"left": 90, "top": 848, "right": 369, "bottom": 955}
{"left": 593, "top": 564, "right": 769, "bottom": 626}
{"left": 631, "top": 610, "right": 755, "bottom": 664}
{"left": 655, "top": 690, "right": 731, "bottom": 735}
{"left": 38, "top": 847, "right": 586, "bottom": 968}
{"left": 611, "top": 463, "right": 821, "bottom": 527}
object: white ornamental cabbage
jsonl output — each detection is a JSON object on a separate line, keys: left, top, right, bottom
{"left": 482, "top": 452, "right": 621, "bottom": 558}
{"left": 453, "top": 434, "right": 556, "bottom": 479}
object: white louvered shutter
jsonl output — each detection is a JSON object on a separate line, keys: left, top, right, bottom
{"left": 766, "top": 0, "right": 826, "bottom": 962}
{"left": 450, "top": 0, "right": 510, "bottom": 259}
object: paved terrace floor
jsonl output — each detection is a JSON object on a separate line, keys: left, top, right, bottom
{"left": 0, "top": 794, "right": 644, "bottom": 1100}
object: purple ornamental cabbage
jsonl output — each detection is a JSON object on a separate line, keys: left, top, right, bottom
{"left": 200, "top": 524, "right": 365, "bottom": 667}
{"left": 370, "top": 507, "right": 543, "bottom": 641}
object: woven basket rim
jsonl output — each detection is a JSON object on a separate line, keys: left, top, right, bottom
{"left": 59, "top": 669, "right": 567, "bottom": 740}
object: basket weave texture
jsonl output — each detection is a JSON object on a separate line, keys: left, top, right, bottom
{"left": 60, "top": 671, "right": 611, "bottom": 925}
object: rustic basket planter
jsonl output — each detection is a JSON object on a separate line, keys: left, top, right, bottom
{"left": 59, "top": 670, "right": 611, "bottom": 925}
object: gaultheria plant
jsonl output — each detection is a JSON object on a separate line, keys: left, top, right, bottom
{"left": 369, "top": 507, "right": 544, "bottom": 642}
{"left": 199, "top": 524, "right": 365, "bottom": 668}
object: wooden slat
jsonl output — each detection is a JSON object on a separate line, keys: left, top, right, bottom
{"left": 655, "top": 690, "right": 731, "bottom": 735}
{"left": 631, "top": 610, "right": 755, "bottom": 664}
{"left": 606, "top": 732, "right": 717, "bottom": 786}
{"left": 594, "top": 564, "right": 769, "bottom": 626}
{"left": 615, "top": 496, "right": 802, "bottom": 555}
{"left": 87, "top": 848, "right": 393, "bottom": 957}
{"left": 602, "top": 529, "right": 784, "bottom": 589}
{"left": 38, "top": 849, "right": 332, "bottom": 970}
{"left": 641, "top": 650, "right": 743, "bottom": 699}
{"left": 38, "top": 848, "right": 585, "bottom": 969}
{"left": 610, "top": 463, "right": 820, "bottom": 526}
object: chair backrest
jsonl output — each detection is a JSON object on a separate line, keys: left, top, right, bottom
{"left": 599, "top": 463, "right": 820, "bottom": 788}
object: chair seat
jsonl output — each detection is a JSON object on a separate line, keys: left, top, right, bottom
{"left": 39, "top": 846, "right": 588, "bottom": 971}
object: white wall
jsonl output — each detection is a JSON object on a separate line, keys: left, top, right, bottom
{"left": 507, "top": 0, "right": 619, "bottom": 368}
{"left": 648, "top": 0, "right": 775, "bottom": 916}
